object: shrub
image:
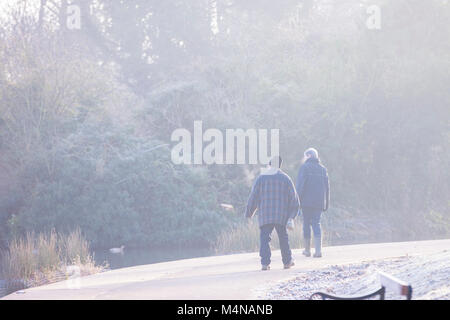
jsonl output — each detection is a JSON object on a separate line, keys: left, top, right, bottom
{"left": 12, "top": 123, "right": 235, "bottom": 249}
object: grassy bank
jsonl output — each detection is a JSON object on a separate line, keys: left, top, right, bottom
{"left": 0, "top": 229, "right": 106, "bottom": 295}
{"left": 213, "top": 221, "right": 331, "bottom": 255}
{"left": 213, "top": 206, "right": 450, "bottom": 256}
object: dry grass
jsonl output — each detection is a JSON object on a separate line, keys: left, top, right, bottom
{"left": 0, "top": 229, "right": 105, "bottom": 295}
{"left": 214, "top": 220, "right": 331, "bottom": 255}
{"left": 58, "top": 228, "right": 93, "bottom": 265}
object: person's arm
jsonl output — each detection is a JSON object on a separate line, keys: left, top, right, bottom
{"left": 288, "top": 178, "right": 301, "bottom": 219}
{"left": 295, "top": 165, "right": 307, "bottom": 200}
{"left": 245, "top": 178, "right": 260, "bottom": 219}
{"left": 324, "top": 168, "right": 330, "bottom": 212}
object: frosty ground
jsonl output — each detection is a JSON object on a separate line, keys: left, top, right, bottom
{"left": 256, "top": 250, "right": 450, "bottom": 300}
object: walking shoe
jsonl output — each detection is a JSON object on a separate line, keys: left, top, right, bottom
{"left": 284, "top": 261, "right": 295, "bottom": 269}
{"left": 313, "top": 236, "right": 322, "bottom": 258}
{"left": 303, "top": 238, "right": 311, "bottom": 257}
{"left": 261, "top": 265, "right": 271, "bottom": 271}
{"left": 313, "top": 252, "right": 322, "bottom": 258}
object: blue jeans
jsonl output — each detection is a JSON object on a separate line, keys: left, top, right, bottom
{"left": 260, "top": 224, "right": 292, "bottom": 266}
{"left": 302, "top": 207, "right": 322, "bottom": 240}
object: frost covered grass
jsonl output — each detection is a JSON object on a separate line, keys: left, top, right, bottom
{"left": 257, "top": 250, "right": 450, "bottom": 300}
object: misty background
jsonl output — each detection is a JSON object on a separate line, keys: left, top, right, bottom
{"left": 0, "top": 0, "right": 449, "bottom": 255}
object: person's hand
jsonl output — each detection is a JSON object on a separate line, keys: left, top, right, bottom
{"left": 286, "top": 218, "right": 294, "bottom": 231}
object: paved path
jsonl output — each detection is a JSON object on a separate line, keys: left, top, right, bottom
{"left": 3, "top": 239, "right": 449, "bottom": 300}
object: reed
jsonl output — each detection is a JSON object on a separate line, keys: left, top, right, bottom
{"left": 58, "top": 228, "right": 93, "bottom": 265}
{"left": 0, "top": 229, "right": 103, "bottom": 296}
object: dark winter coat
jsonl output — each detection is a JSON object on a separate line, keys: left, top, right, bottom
{"left": 295, "top": 158, "right": 330, "bottom": 211}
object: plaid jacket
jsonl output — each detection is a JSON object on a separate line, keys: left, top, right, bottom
{"left": 245, "top": 169, "right": 300, "bottom": 227}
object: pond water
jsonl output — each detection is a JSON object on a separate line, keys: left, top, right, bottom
{"left": 93, "top": 247, "right": 215, "bottom": 270}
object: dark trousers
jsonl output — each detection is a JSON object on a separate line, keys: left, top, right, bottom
{"left": 260, "top": 224, "right": 292, "bottom": 266}
{"left": 302, "top": 207, "right": 322, "bottom": 240}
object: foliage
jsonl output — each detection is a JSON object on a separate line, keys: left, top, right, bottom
{"left": 0, "top": 0, "right": 448, "bottom": 252}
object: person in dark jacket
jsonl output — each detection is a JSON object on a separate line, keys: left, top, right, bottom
{"left": 296, "top": 148, "right": 330, "bottom": 258}
{"left": 246, "top": 156, "right": 300, "bottom": 271}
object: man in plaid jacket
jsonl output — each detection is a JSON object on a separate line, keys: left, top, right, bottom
{"left": 246, "top": 156, "right": 300, "bottom": 270}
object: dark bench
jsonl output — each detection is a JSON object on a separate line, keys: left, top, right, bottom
{"left": 310, "top": 271, "right": 413, "bottom": 300}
